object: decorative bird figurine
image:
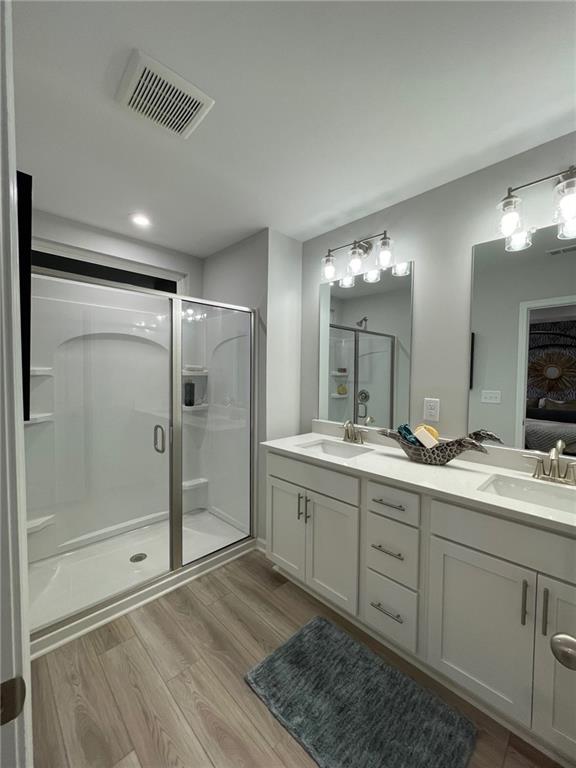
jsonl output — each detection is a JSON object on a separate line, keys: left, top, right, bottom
{"left": 379, "top": 428, "right": 488, "bottom": 466}
{"left": 468, "top": 429, "right": 503, "bottom": 444}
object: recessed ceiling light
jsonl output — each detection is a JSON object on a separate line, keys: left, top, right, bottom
{"left": 131, "top": 213, "right": 151, "bottom": 228}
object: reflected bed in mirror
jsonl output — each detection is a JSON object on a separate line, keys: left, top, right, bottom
{"left": 469, "top": 225, "right": 576, "bottom": 455}
{"left": 318, "top": 265, "right": 413, "bottom": 429}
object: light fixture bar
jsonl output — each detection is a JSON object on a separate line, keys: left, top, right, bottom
{"left": 507, "top": 165, "right": 575, "bottom": 195}
{"left": 326, "top": 230, "right": 389, "bottom": 257}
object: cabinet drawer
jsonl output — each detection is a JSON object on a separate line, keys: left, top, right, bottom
{"left": 366, "top": 481, "right": 420, "bottom": 527}
{"left": 362, "top": 569, "right": 418, "bottom": 653}
{"left": 366, "top": 513, "right": 419, "bottom": 590}
{"left": 267, "top": 452, "right": 359, "bottom": 506}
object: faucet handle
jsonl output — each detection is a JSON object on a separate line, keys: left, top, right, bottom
{"left": 523, "top": 454, "right": 546, "bottom": 479}
{"left": 561, "top": 462, "right": 576, "bottom": 486}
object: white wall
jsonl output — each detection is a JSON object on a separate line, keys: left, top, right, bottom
{"left": 301, "top": 132, "right": 576, "bottom": 437}
{"left": 266, "top": 230, "right": 302, "bottom": 439}
{"left": 32, "top": 210, "right": 203, "bottom": 296}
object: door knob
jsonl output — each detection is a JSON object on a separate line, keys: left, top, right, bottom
{"left": 551, "top": 633, "right": 576, "bottom": 670}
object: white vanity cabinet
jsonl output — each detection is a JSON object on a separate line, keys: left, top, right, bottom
{"left": 266, "top": 455, "right": 360, "bottom": 614}
{"left": 533, "top": 577, "right": 576, "bottom": 756}
{"left": 428, "top": 537, "right": 537, "bottom": 726}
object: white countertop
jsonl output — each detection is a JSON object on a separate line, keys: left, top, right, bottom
{"left": 263, "top": 433, "right": 576, "bottom": 537}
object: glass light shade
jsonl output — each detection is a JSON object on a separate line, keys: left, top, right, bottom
{"left": 339, "top": 274, "right": 355, "bottom": 288}
{"left": 558, "top": 218, "right": 576, "bottom": 240}
{"left": 392, "top": 262, "right": 410, "bottom": 277}
{"left": 505, "top": 230, "right": 532, "bottom": 252}
{"left": 363, "top": 269, "right": 381, "bottom": 284}
{"left": 498, "top": 193, "right": 522, "bottom": 237}
{"left": 322, "top": 254, "right": 336, "bottom": 281}
{"left": 348, "top": 245, "right": 365, "bottom": 274}
{"left": 378, "top": 236, "right": 392, "bottom": 268}
{"left": 555, "top": 177, "right": 576, "bottom": 223}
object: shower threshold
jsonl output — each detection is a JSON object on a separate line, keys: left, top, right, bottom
{"left": 29, "top": 509, "right": 246, "bottom": 632}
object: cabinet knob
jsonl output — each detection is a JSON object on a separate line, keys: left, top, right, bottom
{"left": 551, "top": 633, "right": 576, "bottom": 671}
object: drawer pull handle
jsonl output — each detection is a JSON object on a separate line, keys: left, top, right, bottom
{"left": 371, "top": 543, "right": 405, "bottom": 561}
{"left": 304, "top": 496, "right": 311, "bottom": 523}
{"left": 521, "top": 579, "right": 529, "bottom": 626}
{"left": 372, "top": 498, "right": 406, "bottom": 512}
{"left": 370, "top": 601, "right": 404, "bottom": 624}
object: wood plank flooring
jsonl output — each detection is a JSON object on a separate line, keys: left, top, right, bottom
{"left": 32, "top": 550, "right": 563, "bottom": 768}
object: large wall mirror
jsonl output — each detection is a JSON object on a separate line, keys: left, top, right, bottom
{"left": 318, "top": 266, "right": 413, "bottom": 428}
{"left": 469, "top": 224, "right": 576, "bottom": 455}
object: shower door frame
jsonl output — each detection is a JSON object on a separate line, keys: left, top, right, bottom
{"left": 29, "top": 266, "right": 256, "bottom": 641}
{"left": 330, "top": 323, "right": 396, "bottom": 426}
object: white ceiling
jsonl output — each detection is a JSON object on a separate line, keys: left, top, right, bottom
{"left": 13, "top": 1, "right": 576, "bottom": 257}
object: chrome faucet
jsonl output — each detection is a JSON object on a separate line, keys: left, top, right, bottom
{"left": 525, "top": 440, "right": 576, "bottom": 486}
{"left": 342, "top": 420, "right": 367, "bottom": 444}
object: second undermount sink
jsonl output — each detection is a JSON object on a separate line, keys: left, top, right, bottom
{"left": 478, "top": 474, "right": 576, "bottom": 514}
{"left": 296, "top": 439, "right": 374, "bottom": 459}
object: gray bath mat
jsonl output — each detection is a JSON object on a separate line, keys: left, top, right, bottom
{"left": 246, "top": 616, "right": 476, "bottom": 768}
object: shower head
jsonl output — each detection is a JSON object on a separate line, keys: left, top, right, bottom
{"left": 356, "top": 316, "right": 368, "bottom": 329}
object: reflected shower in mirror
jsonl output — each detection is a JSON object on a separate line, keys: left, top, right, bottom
{"left": 318, "top": 266, "right": 413, "bottom": 428}
{"left": 469, "top": 225, "right": 576, "bottom": 454}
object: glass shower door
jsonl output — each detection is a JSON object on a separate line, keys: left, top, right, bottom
{"left": 327, "top": 326, "right": 355, "bottom": 423}
{"left": 26, "top": 275, "right": 172, "bottom": 630}
{"left": 179, "top": 300, "right": 252, "bottom": 566}
{"left": 357, "top": 331, "right": 395, "bottom": 427}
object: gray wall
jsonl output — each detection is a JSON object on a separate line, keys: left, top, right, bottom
{"left": 301, "top": 132, "right": 576, "bottom": 437}
{"left": 32, "top": 210, "right": 203, "bottom": 295}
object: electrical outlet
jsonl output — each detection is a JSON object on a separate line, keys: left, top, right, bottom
{"left": 481, "top": 390, "right": 502, "bottom": 404}
{"left": 423, "top": 397, "right": 440, "bottom": 423}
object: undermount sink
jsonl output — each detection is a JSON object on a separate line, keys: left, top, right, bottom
{"left": 296, "top": 439, "right": 374, "bottom": 459}
{"left": 478, "top": 474, "right": 576, "bottom": 514}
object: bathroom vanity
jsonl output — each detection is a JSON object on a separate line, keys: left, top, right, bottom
{"left": 263, "top": 430, "right": 576, "bottom": 765}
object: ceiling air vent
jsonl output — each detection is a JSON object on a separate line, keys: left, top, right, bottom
{"left": 548, "top": 244, "right": 576, "bottom": 257}
{"left": 116, "top": 50, "right": 214, "bottom": 139}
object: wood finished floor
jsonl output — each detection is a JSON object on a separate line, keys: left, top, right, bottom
{"left": 32, "top": 551, "right": 562, "bottom": 768}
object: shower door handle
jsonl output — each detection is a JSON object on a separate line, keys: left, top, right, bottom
{"left": 153, "top": 425, "right": 166, "bottom": 454}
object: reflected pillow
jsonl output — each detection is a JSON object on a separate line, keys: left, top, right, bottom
{"left": 540, "top": 397, "right": 576, "bottom": 410}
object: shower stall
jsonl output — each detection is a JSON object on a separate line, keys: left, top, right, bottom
{"left": 327, "top": 323, "right": 395, "bottom": 427}
{"left": 25, "top": 272, "right": 254, "bottom": 633}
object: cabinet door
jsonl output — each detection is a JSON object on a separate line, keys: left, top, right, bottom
{"left": 266, "top": 477, "right": 306, "bottom": 579}
{"left": 305, "top": 490, "right": 359, "bottom": 614}
{"left": 533, "top": 576, "right": 576, "bottom": 757}
{"left": 428, "top": 537, "right": 536, "bottom": 726}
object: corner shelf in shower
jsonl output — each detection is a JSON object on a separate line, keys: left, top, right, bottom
{"left": 329, "top": 394, "right": 348, "bottom": 399}
{"left": 182, "top": 478, "right": 209, "bottom": 490}
{"left": 182, "top": 369, "right": 208, "bottom": 377}
{"left": 182, "top": 404, "right": 209, "bottom": 412}
{"left": 24, "top": 413, "right": 54, "bottom": 425}
{"left": 27, "top": 514, "right": 55, "bottom": 534}
{"left": 30, "top": 367, "right": 54, "bottom": 377}
{"left": 330, "top": 371, "right": 348, "bottom": 377}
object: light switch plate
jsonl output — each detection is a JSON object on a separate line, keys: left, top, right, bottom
{"left": 423, "top": 397, "right": 440, "bottom": 423}
{"left": 481, "top": 390, "right": 502, "bottom": 404}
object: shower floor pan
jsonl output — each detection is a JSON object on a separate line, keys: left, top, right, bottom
{"left": 29, "top": 509, "right": 246, "bottom": 631}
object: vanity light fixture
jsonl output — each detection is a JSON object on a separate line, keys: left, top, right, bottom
{"left": 498, "top": 164, "right": 576, "bottom": 248}
{"left": 339, "top": 274, "right": 355, "bottom": 288}
{"left": 322, "top": 253, "right": 337, "bottom": 281}
{"left": 392, "top": 262, "right": 411, "bottom": 277}
{"left": 348, "top": 241, "right": 370, "bottom": 274}
{"left": 378, "top": 232, "right": 393, "bottom": 268}
{"left": 130, "top": 212, "right": 151, "bottom": 228}
{"left": 319, "top": 229, "right": 393, "bottom": 283}
{"left": 505, "top": 229, "right": 534, "bottom": 252}
{"left": 363, "top": 269, "right": 381, "bottom": 284}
